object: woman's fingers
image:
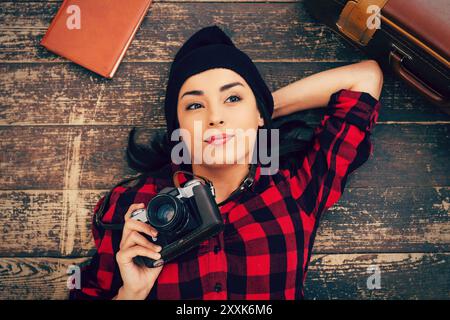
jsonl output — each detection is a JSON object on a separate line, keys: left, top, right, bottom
{"left": 124, "top": 203, "right": 146, "bottom": 221}
{"left": 120, "top": 230, "right": 162, "bottom": 252}
{"left": 116, "top": 245, "right": 162, "bottom": 265}
{"left": 121, "top": 203, "right": 146, "bottom": 241}
{"left": 120, "top": 203, "right": 160, "bottom": 252}
{"left": 121, "top": 203, "right": 158, "bottom": 242}
{"left": 124, "top": 219, "right": 158, "bottom": 238}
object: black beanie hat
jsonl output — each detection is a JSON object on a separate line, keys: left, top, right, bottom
{"left": 164, "top": 25, "right": 274, "bottom": 138}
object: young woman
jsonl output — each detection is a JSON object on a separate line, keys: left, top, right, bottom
{"left": 69, "top": 25, "right": 383, "bottom": 300}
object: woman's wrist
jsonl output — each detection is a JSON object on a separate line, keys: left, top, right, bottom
{"left": 114, "top": 285, "right": 149, "bottom": 300}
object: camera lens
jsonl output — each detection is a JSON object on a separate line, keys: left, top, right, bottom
{"left": 147, "top": 194, "right": 188, "bottom": 233}
{"left": 155, "top": 203, "right": 175, "bottom": 225}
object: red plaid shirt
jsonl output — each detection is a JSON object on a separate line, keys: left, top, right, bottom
{"left": 69, "top": 89, "right": 381, "bottom": 300}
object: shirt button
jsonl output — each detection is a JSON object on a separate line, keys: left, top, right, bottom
{"left": 214, "top": 282, "right": 222, "bottom": 293}
{"left": 213, "top": 245, "right": 220, "bottom": 254}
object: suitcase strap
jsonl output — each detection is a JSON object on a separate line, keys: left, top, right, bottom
{"left": 336, "top": 0, "right": 389, "bottom": 46}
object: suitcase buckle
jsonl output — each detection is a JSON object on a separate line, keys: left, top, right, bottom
{"left": 336, "top": 0, "right": 388, "bottom": 46}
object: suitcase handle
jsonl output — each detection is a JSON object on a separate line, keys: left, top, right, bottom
{"left": 389, "top": 51, "right": 450, "bottom": 108}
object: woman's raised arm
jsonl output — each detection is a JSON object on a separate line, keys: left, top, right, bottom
{"left": 271, "top": 60, "right": 383, "bottom": 119}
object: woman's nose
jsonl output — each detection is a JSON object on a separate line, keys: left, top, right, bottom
{"left": 207, "top": 107, "right": 225, "bottom": 127}
{"left": 209, "top": 119, "right": 224, "bottom": 127}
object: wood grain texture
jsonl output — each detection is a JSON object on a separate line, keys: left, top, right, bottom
{"left": 1, "top": 187, "right": 449, "bottom": 257}
{"left": 0, "top": 253, "right": 448, "bottom": 300}
{"left": 304, "top": 253, "right": 450, "bottom": 299}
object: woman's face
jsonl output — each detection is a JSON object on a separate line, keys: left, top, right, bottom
{"left": 176, "top": 68, "right": 264, "bottom": 167}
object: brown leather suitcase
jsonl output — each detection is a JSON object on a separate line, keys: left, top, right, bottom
{"left": 304, "top": 0, "right": 450, "bottom": 115}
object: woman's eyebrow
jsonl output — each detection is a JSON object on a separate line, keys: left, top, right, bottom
{"left": 180, "top": 82, "right": 244, "bottom": 99}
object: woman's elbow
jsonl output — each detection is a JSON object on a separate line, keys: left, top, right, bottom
{"left": 351, "top": 59, "right": 384, "bottom": 99}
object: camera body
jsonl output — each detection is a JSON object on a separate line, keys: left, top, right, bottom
{"left": 130, "top": 179, "right": 224, "bottom": 268}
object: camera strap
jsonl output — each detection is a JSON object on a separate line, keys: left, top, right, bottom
{"left": 94, "top": 173, "right": 148, "bottom": 231}
{"left": 216, "top": 163, "right": 257, "bottom": 207}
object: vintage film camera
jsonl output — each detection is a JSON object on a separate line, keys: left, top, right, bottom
{"left": 130, "top": 178, "right": 224, "bottom": 267}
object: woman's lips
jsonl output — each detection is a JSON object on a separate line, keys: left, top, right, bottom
{"left": 204, "top": 133, "right": 235, "bottom": 146}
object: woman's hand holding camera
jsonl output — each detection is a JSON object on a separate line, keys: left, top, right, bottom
{"left": 114, "top": 203, "right": 163, "bottom": 300}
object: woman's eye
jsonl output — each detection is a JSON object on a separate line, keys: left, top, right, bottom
{"left": 186, "top": 103, "right": 203, "bottom": 111}
{"left": 226, "top": 95, "right": 241, "bottom": 103}
{"left": 186, "top": 96, "right": 241, "bottom": 110}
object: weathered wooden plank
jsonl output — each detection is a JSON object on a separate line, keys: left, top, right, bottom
{"left": 0, "top": 257, "right": 89, "bottom": 300}
{"left": 0, "top": 1, "right": 365, "bottom": 63}
{"left": 317, "top": 186, "right": 450, "bottom": 253}
{"left": 366, "top": 124, "right": 450, "bottom": 188}
{"left": 304, "top": 253, "right": 450, "bottom": 299}
{"left": 0, "top": 126, "right": 140, "bottom": 190}
{"left": 0, "top": 253, "right": 448, "bottom": 299}
{"left": 1, "top": 124, "right": 449, "bottom": 190}
{"left": 1, "top": 62, "right": 449, "bottom": 126}
{"left": 0, "top": 187, "right": 448, "bottom": 257}
{"left": 0, "top": 190, "right": 102, "bottom": 257}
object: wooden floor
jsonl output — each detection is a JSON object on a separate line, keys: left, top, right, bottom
{"left": 1, "top": 0, "right": 449, "bottom": 300}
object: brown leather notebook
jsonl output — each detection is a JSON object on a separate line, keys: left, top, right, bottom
{"left": 40, "top": 0, "right": 153, "bottom": 78}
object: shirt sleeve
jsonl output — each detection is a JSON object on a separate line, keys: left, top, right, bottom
{"left": 68, "top": 194, "right": 123, "bottom": 300}
{"left": 287, "top": 89, "right": 381, "bottom": 220}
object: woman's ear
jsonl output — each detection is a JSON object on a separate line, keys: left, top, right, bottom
{"left": 258, "top": 115, "right": 264, "bottom": 127}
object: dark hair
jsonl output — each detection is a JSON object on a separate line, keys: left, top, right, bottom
{"left": 126, "top": 94, "right": 315, "bottom": 175}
